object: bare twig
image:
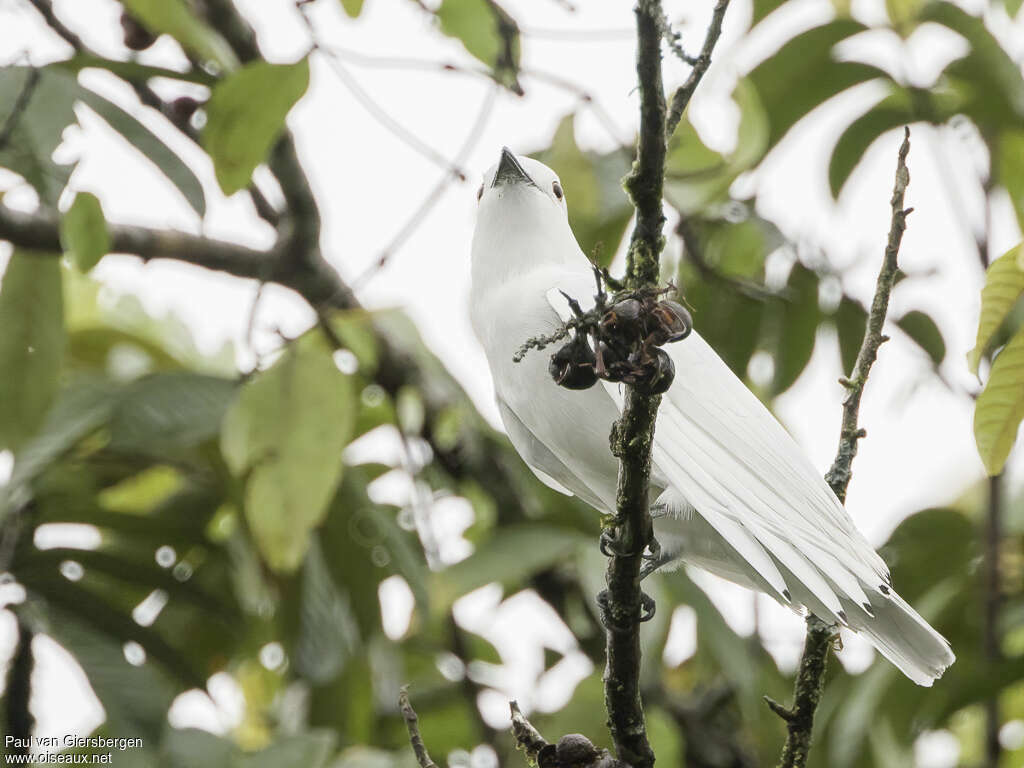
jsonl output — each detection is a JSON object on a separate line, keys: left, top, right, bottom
{"left": 824, "top": 127, "right": 912, "bottom": 500}
{"left": 665, "top": 0, "right": 730, "bottom": 138}
{"left": 399, "top": 687, "right": 439, "bottom": 768}
{"left": 770, "top": 128, "right": 913, "bottom": 768}
{"left": 509, "top": 701, "right": 549, "bottom": 761}
{"left": 352, "top": 83, "right": 498, "bottom": 289}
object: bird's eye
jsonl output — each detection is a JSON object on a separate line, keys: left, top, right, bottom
{"left": 552, "top": 181, "right": 564, "bottom": 200}
{"left": 477, "top": 184, "right": 484, "bottom": 202}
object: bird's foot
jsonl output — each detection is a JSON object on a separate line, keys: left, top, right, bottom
{"left": 597, "top": 589, "right": 657, "bottom": 631}
{"left": 599, "top": 528, "right": 629, "bottom": 558}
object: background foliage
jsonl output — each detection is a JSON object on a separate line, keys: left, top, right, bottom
{"left": 0, "top": 0, "right": 1022, "bottom": 766}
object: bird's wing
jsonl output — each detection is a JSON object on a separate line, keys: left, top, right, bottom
{"left": 544, "top": 286, "right": 952, "bottom": 683}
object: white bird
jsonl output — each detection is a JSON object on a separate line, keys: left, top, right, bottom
{"left": 469, "top": 148, "right": 954, "bottom": 686}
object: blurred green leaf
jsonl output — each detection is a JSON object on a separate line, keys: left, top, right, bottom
{"left": 833, "top": 295, "right": 867, "bottom": 374}
{"left": 996, "top": 129, "right": 1024, "bottom": 231}
{"left": 897, "top": 310, "right": 946, "bottom": 365}
{"left": 532, "top": 114, "right": 632, "bottom": 265}
{"left": 162, "top": 727, "right": 336, "bottom": 768}
{"left": 829, "top": 89, "right": 912, "bottom": 198}
{"left": 221, "top": 334, "right": 355, "bottom": 572}
{"left": 3, "top": 379, "right": 114, "bottom": 506}
{"left": 294, "top": 535, "right": 361, "bottom": 684}
{"left": 120, "top": 0, "right": 238, "bottom": 72}
{"left": 751, "top": 0, "right": 788, "bottom": 26}
{"left": 886, "top": 0, "right": 923, "bottom": 36}
{"left": 921, "top": 2, "right": 1024, "bottom": 130}
{"left": 0, "top": 67, "right": 79, "bottom": 204}
{"left": 436, "top": 0, "right": 521, "bottom": 92}
{"left": 41, "top": 608, "right": 179, "bottom": 741}
{"left": 974, "top": 328, "right": 1024, "bottom": 475}
{"left": 0, "top": 252, "right": 65, "bottom": 452}
{"left": 340, "top": 0, "right": 366, "bottom": 17}
{"left": 747, "top": 21, "right": 887, "bottom": 149}
{"left": 967, "top": 242, "right": 1024, "bottom": 374}
{"left": 60, "top": 192, "right": 109, "bottom": 272}
{"left": 771, "top": 263, "right": 820, "bottom": 393}
{"left": 679, "top": 262, "right": 765, "bottom": 378}
{"left": 107, "top": 372, "right": 237, "bottom": 455}
{"left": 204, "top": 59, "right": 310, "bottom": 195}
{"left": 78, "top": 86, "right": 207, "bottom": 217}
{"left": 433, "top": 525, "right": 589, "bottom": 609}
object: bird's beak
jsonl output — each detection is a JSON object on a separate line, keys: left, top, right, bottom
{"left": 492, "top": 147, "right": 536, "bottom": 189}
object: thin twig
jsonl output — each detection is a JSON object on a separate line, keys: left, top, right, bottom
{"left": 352, "top": 83, "right": 498, "bottom": 289}
{"left": 509, "top": 701, "right": 548, "bottom": 761}
{"left": 296, "top": 3, "right": 467, "bottom": 181}
{"left": 770, "top": 128, "right": 913, "bottom": 768}
{"left": 665, "top": 0, "right": 730, "bottom": 138}
{"left": 824, "top": 127, "right": 912, "bottom": 501}
{"left": 399, "top": 687, "right": 439, "bottom": 768}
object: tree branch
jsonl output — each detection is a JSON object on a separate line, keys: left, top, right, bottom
{"left": 665, "top": 0, "right": 730, "bottom": 139}
{"left": 770, "top": 127, "right": 913, "bottom": 768}
{"left": 399, "top": 687, "right": 439, "bottom": 768}
{"left": 598, "top": 2, "right": 673, "bottom": 766}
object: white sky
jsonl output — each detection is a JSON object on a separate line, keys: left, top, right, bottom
{"left": 1, "top": 0, "right": 1023, "bottom": 761}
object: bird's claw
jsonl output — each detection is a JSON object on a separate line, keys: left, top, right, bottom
{"left": 599, "top": 529, "right": 628, "bottom": 558}
{"left": 596, "top": 589, "right": 657, "bottom": 631}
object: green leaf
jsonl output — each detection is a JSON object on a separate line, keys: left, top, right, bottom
{"left": 771, "top": 263, "right": 820, "bottom": 393}
{"left": 340, "top": 0, "right": 366, "bottom": 17}
{"left": 436, "top": 0, "right": 521, "bottom": 92}
{"left": 752, "top": 0, "right": 788, "bottom": 26}
{"left": 203, "top": 59, "right": 310, "bottom": 195}
{"left": 161, "top": 728, "right": 336, "bottom": 768}
{"left": 967, "top": 242, "right": 1024, "bottom": 374}
{"left": 834, "top": 295, "right": 867, "bottom": 373}
{"left": 60, "top": 192, "right": 109, "bottom": 272}
{"left": 0, "top": 253, "right": 65, "bottom": 451}
{"left": 221, "top": 335, "right": 356, "bottom": 572}
{"left": 119, "top": 0, "right": 238, "bottom": 72}
{"left": 996, "top": 129, "right": 1024, "bottom": 231}
{"left": 829, "top": 89, "right": 913, "bottom": 198}
{"left": 974, "top": 328, "right": 1024, "bottom": 475}
{"left": 41, "top": 608, "right": 178, "bottom": 740}
{"left": 531, "top": 114, "right": 633, "bottom": 264}
{"left": 0, "top": 67, "right": 79, "bottom": 204}
{"left": 896, "top": 310, "right": 945, "bottom": 365}
{"left": 921, "top": 2, "right": 1024, "bottom": 130}
{"left": 432, "top": 525, "right": 589, "bottom": 609}
{"left": 107, "top": 372, "right": 237, "bottom": 455}
{"left": 747, "top": 21, "right": 888, "bottom": 149}
{"left": 3, "top": 378, "right": 114, "bottom": 506}
{"left": 294, "top": 535, "right": 360, "bottom": 684}
{"left": 1006, "top": 0, "right": 1024, "bottom": 17}
{"left": 77, "top": 87, "right": 207, "bottom": 216}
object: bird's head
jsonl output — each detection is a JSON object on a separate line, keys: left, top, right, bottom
{"left": 471, "top": 148, "right": 581, "bottom": 288}
{"left": 476, "top": 147, "right": 568, "bottom": 224}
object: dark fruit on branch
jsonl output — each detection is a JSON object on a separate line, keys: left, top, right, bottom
{"left": 556, "top": 733, "right": 601, "bottom": 764}
{"left": 121, "top": 12, "right": 157, "bottom": 51}
{"left": 170, "top": 97, "right": 202, "bottom": 123}
{"left": 633, "top": 348, "right": 675, "bottom": 395}
{"left": 647, "top": 300, "right": 692, "bottom": 345}
{"left": 600, "top": 298, "right": 643, "bottom": 336}
{"left": 549, "top": 334, "right": 598, "bottom": 390}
